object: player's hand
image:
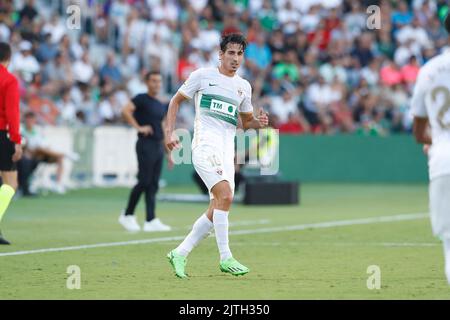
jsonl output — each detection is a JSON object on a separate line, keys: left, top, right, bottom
{"left": 138, "top": 125, "right": 153, "bottom": 136}
{"left": 12, "top": 144, "right": 23, "bottom": 162}
{"left": 165, "top": 132, "right": 181, "bottom": 151}
{"left": 423, "top": 144, "right": 430, "bottom": 156}
{"left": 257, "top": 108, "right": 269, "bottom": 128}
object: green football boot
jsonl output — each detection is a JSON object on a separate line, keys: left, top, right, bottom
{"left": 219, "top": 257, "right": 250, "bottom": 276}
{"left": 167, "top": 250, "right": 188, "bottom": 279}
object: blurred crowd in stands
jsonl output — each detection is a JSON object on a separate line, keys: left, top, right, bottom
{"left": 1, "top": 0, "right": 449, "bottom": 136}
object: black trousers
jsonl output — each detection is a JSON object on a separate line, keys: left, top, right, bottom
{"left": 125, "top": 138, "right": 164, "bottom": 222}
{"left": 17, "top": 155, "right": 40, "bottom": 195}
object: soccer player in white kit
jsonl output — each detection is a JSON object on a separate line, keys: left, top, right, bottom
{"left": 412, "top": 15, "right": 450, "bottom": 284}
{"left": 164, "top": 34, "right": 269, "bottom": 278}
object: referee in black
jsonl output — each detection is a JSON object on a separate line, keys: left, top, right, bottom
{"left": 119, "top": 71, "right": 173, "bottom": 232}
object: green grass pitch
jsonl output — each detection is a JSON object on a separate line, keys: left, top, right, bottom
{"left": 0, "top": 183, "right": 449, "bottom": 299}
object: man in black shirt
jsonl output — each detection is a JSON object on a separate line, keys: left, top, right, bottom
{"left": 119, "top": 71, "right": 173, "bottom": 232}
{"left": 19, "top": 0, "right": 38, "bottom": 23}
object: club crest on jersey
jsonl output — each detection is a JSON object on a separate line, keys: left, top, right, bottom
{"left": 238, "top": 88, "right": 243, "bottom": 97}
{"left": 216, "top": 169, "right": 223, "bottom": 176}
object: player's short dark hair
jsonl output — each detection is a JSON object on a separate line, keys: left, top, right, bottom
{"left": 220, "top": 33, "right": 247, "bottom": 53}
{"left": 0, "top": 42, "right": 11, "bottom": 63}
{"left": 145, "top": 70, "right": 161, "bottom": 81}
{"left": 445, "top": 14, "right": 450, "bottom": 34}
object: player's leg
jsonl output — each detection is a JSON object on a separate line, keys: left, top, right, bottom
{"left": 211, "top": 182, "right": 249, "bottom": 276}
{"left": 444, "top": 238, "right": 450, "bottom": 284}
{"left": 210, "top": 180, "right": 233, "bottom": 259}
{"left": 120, "top": 140, "right": 147, "bottom": 232}
{"left": 167, "top": 145, "right": 220, "bottom": 278}
{"left": 35, "top": 149, "right": 65, "bottom": 193}
{"left": 54, "top": 154, "right": 64, "bottom": 188}
{"left": 167, "top": 200, "right": 214, "bottom": 279}
{"left": 175, "top": 199, "right": 215, "bottom": 256}
{"left": 430, "top": 175, "right": 450, "bottom": 284}
{"left": 0, "top": 171, "right": 18, "bottom": 245}
{"left": 211, "top": 153, "right": 249, "bottom": 276}
{"left": 17, "top": 156, "right": 36, "bottom": 196}
{"left": 143, "top": 144, "right": 171, "bottom": 231}
{"left": 210, "top": 181, "right": 249, "bottom": 276}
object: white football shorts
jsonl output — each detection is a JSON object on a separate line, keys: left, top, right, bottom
{"left": 192, "top": 144, "right": 235, "bottom": 200}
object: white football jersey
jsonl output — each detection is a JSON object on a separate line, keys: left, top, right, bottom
{"left": 411, "top": 49, "right": 450, "bottom": 180}
{"left": 178, "top": 67, "right": 253, "bottom": 150}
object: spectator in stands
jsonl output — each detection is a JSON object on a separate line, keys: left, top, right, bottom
{"left": 269, "top": 89, "right": 300, "bottom": 125}
{"left": 35, "top": 33, "right": 58, "bottom": 63}
{"left": 273, "top": 50, "right": 300, "bottom": 83}
{"left": 361, "top": 58, "right": 381, "bottom": 88}
{"left": 26, "top": 91, "right": 60, "bottom": 125}
{"left": 73, "top": 52, "right": 94, "bottom": 86}
{"left": 427, "top": 16, "right": 448, "bottom": 49}
{"left": 42, "top": 15, "right": 66, "bottom": 45}
{"left": 19, "top": 0, "right": 38, "bottom": 24}
{"left": 377, "top": 30, "right": 396, "bottom": 60}
{"left": 43, "top": 52, "right": 74, "bottom": 95}
{"left": 97, "top": 92, "right": 117, "bottom": 124}
{"left": 2, "top": 0, "right": 448, "bottom": 136}
{"left": 351, "top": 32, "right": 374, "bottom": 67}
{"left": 18, "top": 112, "right": 76, "bottom": 195}
{"left": 304, "top": 75, "right": 335, "bottom": 133}
{"left": 401, "top": 55, "right": 420, "bottom": 86}
{"left": 100, "top": 52, "right": 123, "bottom": 85}
{"left": 319, "top": 56, "right": 347, "bottom": 84}
{"left": 279, "top": 112, "right": 311, "bottom": 134}
{"left": 245, "top": 32, "right": 272, "bottom": 78}
{"left": 57, "top": 89, "right": 78, "bottom": 126}
{"left": 380, "top": 59, "right": 404, "bottom": 86}
{"left": 392, "top": 0, "right": 414, "bottom": 29}
{"left": 11, "top": 40, "right": 39, "bottom": 83}
{"left": 344, "top": 2, "right": 366, "bottom": 39}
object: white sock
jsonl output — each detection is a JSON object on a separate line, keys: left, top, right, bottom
{"left": 175, "top": 213, "right": 213, "bottom": 257}
{"left": 444, "top": 238, "right": 450, "bottom": 284}
{"left": 213, "top": 209, "right": 232, "bottom": 261}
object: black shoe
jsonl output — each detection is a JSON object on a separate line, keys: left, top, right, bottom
{"left": 0, "top": 231, "right": 11, "bottom": 245}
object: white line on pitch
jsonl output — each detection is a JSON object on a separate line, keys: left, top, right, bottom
{"left": 0, "top": 212, "right": 428, "bottom": 257}
{"left": 229, "top": 241, "right": 439, "bottom": 247}
{"left": 175, "top": 219, "right": 271, "bottom": 230}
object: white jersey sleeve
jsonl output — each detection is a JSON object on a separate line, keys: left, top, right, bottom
{"left": 238, "top": 81, "right": 253, "bottom": 113}
{"left": 411, "top": 68, "right": 429, "bottom": 118}
{"left": 178, "top": 68, "right": 203, "bottom": 99}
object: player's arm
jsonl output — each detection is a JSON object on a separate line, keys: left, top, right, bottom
{"left": 240, "top": 108, "right": 269, "bottom": 130}
{"left": 413, "top": 117, "right": 432, "bottom": 145}
{"left": 164, "top": 92, "right": 187, "bottom": 151}
{"left": 162, "top": 116, "right": 174, "bottom": 169}
{"left": 239, "top": 80, "right": 268, "bottom": 130}
{"left": 122, "top": 100, "right": 153, "bottom": 136}
{"left": 166, "top": 69, "right": 201, "bottom": 150}
{"left": 411, "top": 67, "right": 431, "bottom": 146}
{"left": 4, "top": 77, "right": 22, "bottom": 162}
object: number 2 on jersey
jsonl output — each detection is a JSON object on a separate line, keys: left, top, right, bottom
{"left": 431, "top": 86, "right": 450, "bottom": 130}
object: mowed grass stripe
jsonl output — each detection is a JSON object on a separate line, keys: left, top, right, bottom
{"left": 0, "top": 212, "right": 428, "bottom": 257}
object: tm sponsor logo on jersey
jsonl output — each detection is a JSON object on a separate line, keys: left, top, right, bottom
{"left": 210, "top": 99, "right": 236, "bottom": 116}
